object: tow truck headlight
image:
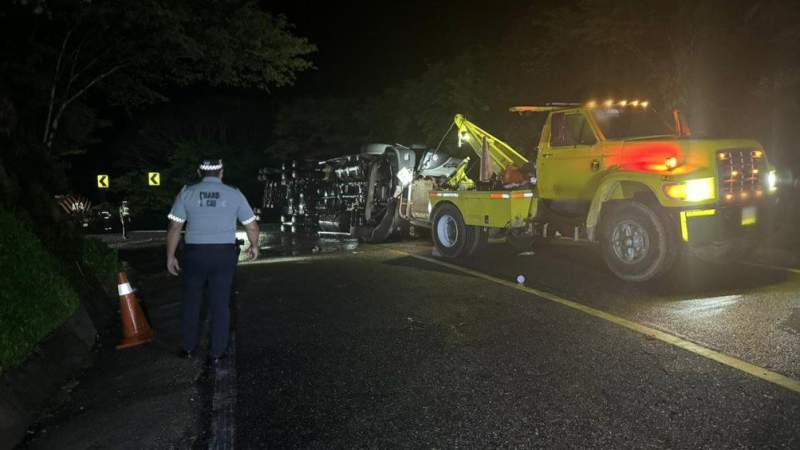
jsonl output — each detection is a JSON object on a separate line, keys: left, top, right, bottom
{"left": 663, "top": 177, "right": 715, "bottom": 202}
{"left": 767, "top": 170, "right": 777, "bottom": 192}
{"left": 685, "top": 178, "right": 715, "bottom": 201}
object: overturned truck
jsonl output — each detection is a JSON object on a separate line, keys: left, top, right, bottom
{"left": 257, "top": 143, "right": 467, "bottom": 243}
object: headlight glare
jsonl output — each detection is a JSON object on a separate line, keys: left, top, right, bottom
{"left": 768, "top": 170, "right": 777, "bottom": 192}
{"left": 685, "top": 178, "right": 716, "bottom": 201}
{"left": 663, "top": 177, "right": 715, "bottom": 202}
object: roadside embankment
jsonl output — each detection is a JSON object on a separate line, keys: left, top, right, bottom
{"left": 19, "top": 245, "right": 207, "bottom": 450}
{"left": 0, "top": 209, "right": 118, "bottom": 449}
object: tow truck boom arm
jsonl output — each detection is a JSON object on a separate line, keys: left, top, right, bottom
{"left": 454, "top": 114, "right": 529, "bottom": 173}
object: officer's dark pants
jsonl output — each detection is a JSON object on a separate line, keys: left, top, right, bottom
{"left": 181, "top": 244, "right": 237, "bottom": 357}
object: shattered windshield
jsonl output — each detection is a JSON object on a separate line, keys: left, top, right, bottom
{"left": 591, "top": 108, "right": 674, "bottom": 140}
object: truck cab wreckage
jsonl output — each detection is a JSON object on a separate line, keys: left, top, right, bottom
{"left": 257, "top": 143, "right": 467, "bottom": 243}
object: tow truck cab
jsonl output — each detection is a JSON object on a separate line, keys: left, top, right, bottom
{"left": 535, "top": 104, "right": 778, "bottom": 244}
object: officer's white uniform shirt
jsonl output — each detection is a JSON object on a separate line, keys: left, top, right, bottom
{"left": 167, "top": 176, "right": 256, "bottom": 244}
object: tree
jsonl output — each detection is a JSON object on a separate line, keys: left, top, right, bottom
{"left": 267, "top": 51, "right": 498, "bottom": 160}
{"left": 0, "top": 0, "right": 315, "bottom": 236}
{"left": 500, "top": 0, "right": 800, "bottom": 156}
{"left": 267, "top": 96, "right": 369, "bottom": 159}
{"left": 745, "top": 1, "right": 800, "bottom": 156}
{"left": 504, "top": 0, "right": 737, "bottom": 109}
{"left": 0, "top": 0, "right": 316, "bottom": 154}
{"left": 375, "top": 51, "right": 494, "bottom": 146}
{"left": 110, "top": 94, "right": 275, "bottom": 215}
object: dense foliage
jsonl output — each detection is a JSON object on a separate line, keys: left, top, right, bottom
{"left": 82, "top": 237, "right": 119, "bottom": 282}
{"left": 268, "top": 0, "right": 800, "bottom": 171}
{"left": 111, "top": 95, "right": 270, "bottom": 213}
{"left": 0, "top": 0, "right": 316, "bottom": 224}
{"left": 0, "top": 0, "right": 316, "bottom": 154}
{"left": 0, "top": 208, "right": 80, "bottom": 371}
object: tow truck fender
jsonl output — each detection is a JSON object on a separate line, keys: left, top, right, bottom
{"left": 585, "top": 173, "right": 659, "bottom": 242}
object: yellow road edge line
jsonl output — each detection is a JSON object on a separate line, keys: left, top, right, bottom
{"left": 392, "top": 249, "right": 800, "bottom": 395}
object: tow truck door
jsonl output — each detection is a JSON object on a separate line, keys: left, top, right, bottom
{"left": 537, "top": 111, "right": 600, "bottom": 200}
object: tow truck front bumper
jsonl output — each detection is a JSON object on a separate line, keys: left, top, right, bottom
{"left": 676, "top": 199, "right": 777, "bottom": 245}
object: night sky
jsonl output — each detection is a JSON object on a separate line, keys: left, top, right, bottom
{"left": 266, "top": 0, "right": 535, "bottom": 96}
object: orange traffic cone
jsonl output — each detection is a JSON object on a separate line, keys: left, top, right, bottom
{"left": 115, "top": 272, "right": 155, "bottom": 350}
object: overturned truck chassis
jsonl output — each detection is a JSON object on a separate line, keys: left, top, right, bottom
{"left": 258, "top": 144, "right": 420, "bottom": 243}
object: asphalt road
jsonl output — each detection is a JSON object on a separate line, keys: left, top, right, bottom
{"left": 233, "top": 239, "right": 800, "bottom": 449}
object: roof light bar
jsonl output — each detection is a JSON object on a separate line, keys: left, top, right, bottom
{"left": 590, "top": 99, "right": 650, "bottom": 109}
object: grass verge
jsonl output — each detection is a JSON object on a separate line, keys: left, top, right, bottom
{"left": 0, "top": 208, "right": 80, "bottom": 372}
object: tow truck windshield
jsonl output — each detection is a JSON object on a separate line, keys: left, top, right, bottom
{"left": 592, "top": 108, "right": 674, "bottom": 140}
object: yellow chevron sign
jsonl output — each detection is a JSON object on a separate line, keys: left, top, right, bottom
{"left": 148, "top": 172, "right": 160, "bottom": 186}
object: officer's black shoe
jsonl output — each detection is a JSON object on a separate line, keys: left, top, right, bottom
{"left": 178, "top": 349, "right": 195, "bottom": 360}
{"left": 207, "top": 353, "right": 228, "bottom": 368}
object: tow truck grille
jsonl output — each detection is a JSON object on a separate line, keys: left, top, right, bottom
{"left": 716, "top": 148, "right": 766, "bottom": 203}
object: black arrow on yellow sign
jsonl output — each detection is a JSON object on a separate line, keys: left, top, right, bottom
{"left": 148, "top": 172, "right": 160, "bottom": 186}
{"left": 97, "top": 174, "right": 109, "bottom": 189}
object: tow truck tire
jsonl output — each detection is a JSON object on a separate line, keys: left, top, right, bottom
{"left": 432, "top": 203, "right": 468, "bottom": 258}
{"left": 600, "top": 201, "right": 677, "bottom": 282}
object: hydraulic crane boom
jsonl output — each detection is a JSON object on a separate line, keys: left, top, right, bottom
{"left": 454, "top": 114, "right": 528, "bottom": 174}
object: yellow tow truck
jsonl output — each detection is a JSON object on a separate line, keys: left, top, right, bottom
{"left": 423, "top": 101, "right": 779, "bottom": 281}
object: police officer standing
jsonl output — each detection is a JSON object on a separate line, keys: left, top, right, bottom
{"left": 165, "top": 159, "right": 259, "bottom": 365}
{"left": 119, "top": 200, "right": 131, "bottom": 239}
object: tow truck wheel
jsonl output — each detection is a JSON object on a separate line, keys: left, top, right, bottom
{"left": 432, "top": 203, "right": 468, "bottom": 258}
{"left": 600, "top": 201, "right": 677, "bottom": 282}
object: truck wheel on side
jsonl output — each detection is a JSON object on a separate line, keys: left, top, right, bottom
{"left": 600, "top": 201, "right": 677, "bottom": 282}
{"left": 432, "top": 203, "right": 468, "bottom": 258}
{"left": 361, "top": 198, "right": 402, "bottom": 243}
